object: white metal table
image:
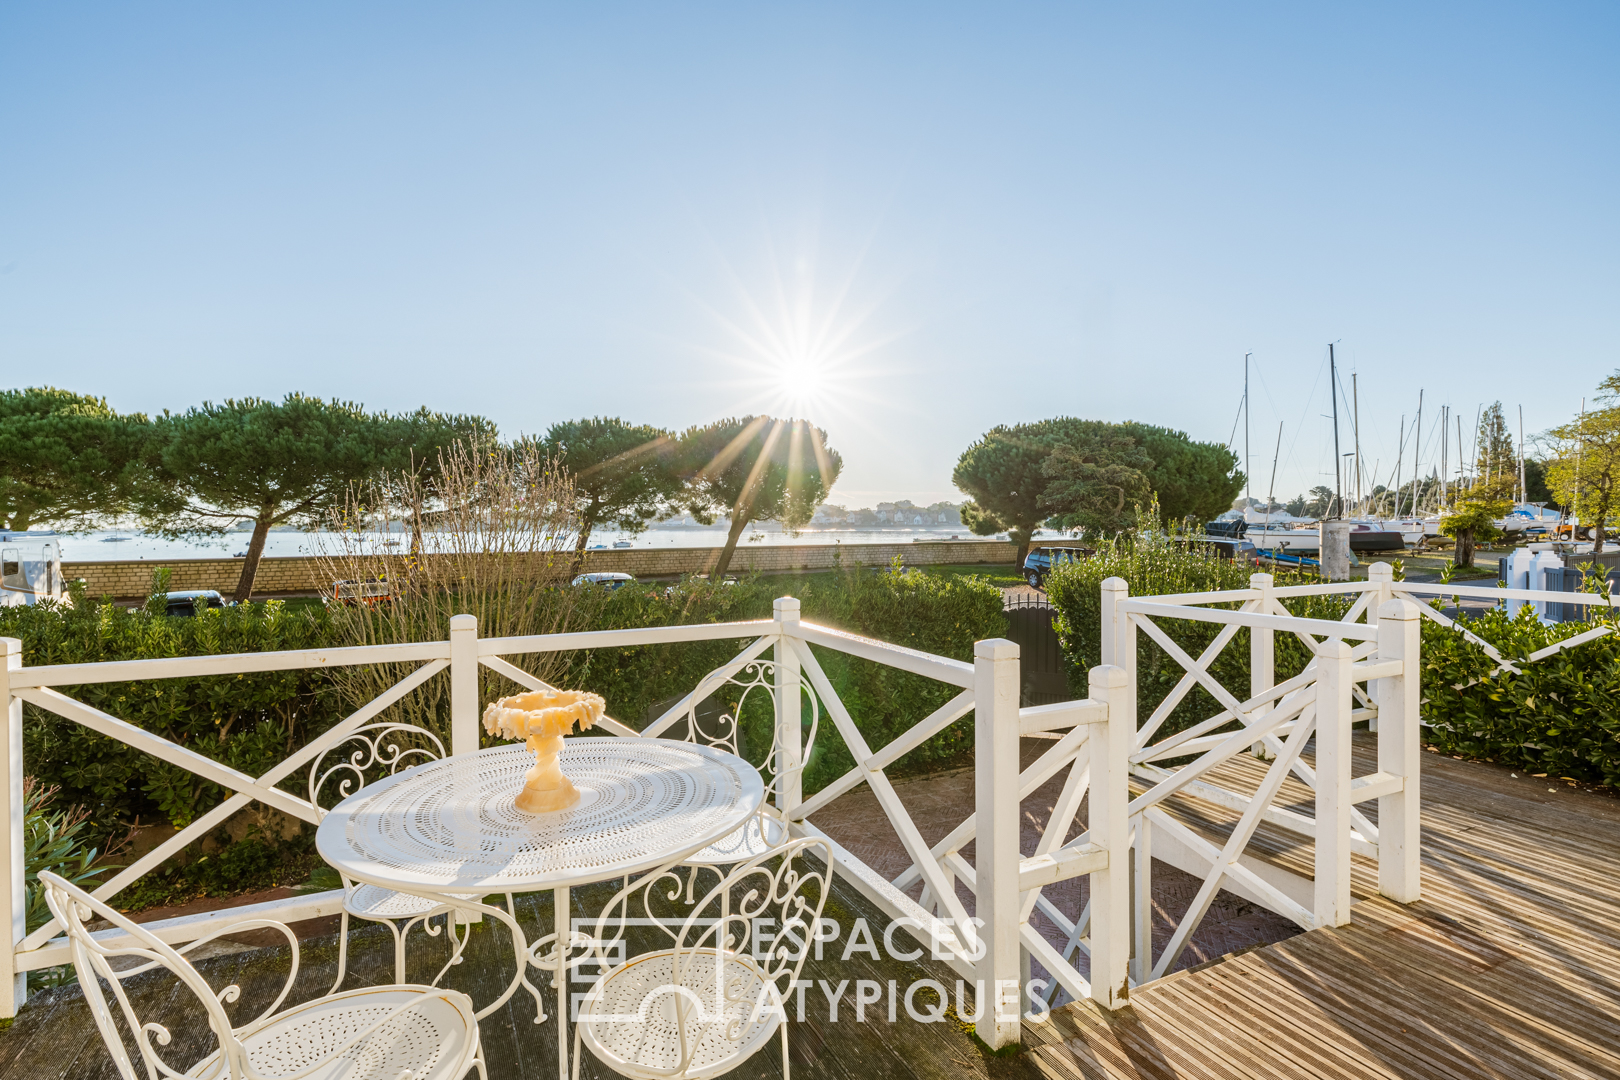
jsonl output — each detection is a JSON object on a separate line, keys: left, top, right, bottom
{"left": 315, "top": 737, "right": 765, "bottom": 1078}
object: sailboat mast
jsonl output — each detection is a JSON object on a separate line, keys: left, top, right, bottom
{"left": 1329, "top": 344, "right": 1342, "bottom": 519}
{"left": 1409, "top": 390, "right": 1424, "bottom": 519}
{"left": 1456, "top": 415, "right": 1464, "bottom": 498}
{"left": 1266, "top": 422, "right": 1283, "bottom": 527}
{"left": 1445, "top": 404, "right": 1458, "bottom": 511}
{"left": 1244, "top": 353, "right": 1252, "bottom": 511}
{"left": 1352, "top": 370, "right": 1362, "bottom": 513}
{"left": 1392, "top": 415, "right": 1406, "bottom": 517}
{"left": 1518, "top": 405, "right": 1527, "bottom": 504}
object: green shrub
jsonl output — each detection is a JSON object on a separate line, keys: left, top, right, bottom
{"left": 1421, "top": 601, "right": 1620, "bottom": 786}
{"left": 565, "top": 563, "right": 1008, "bottom": 791}
{"left": 1044, "top": 536, "right": 1332, "bottom": 741}
{"left": 1047, "top": 539, "right": 1620, "bottom": 786}
{"left": 2, "top": 582, "right": 341, "bottom": 835}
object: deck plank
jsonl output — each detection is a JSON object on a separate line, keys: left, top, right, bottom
{"left": 1030, "top": 734, "right": 1620, "bottom": 1080}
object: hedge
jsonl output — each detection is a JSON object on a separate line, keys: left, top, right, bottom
{"left": 1044, "top": 536, "right": 1334, "bottom": 743}
{"left": 1046, "top": 539, "right": 1620, "bottom": 787}
{"left": 1, "top": 564, "right": 1007, "bottom": 836}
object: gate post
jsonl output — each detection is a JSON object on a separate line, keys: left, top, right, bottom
{"left": 1088, "top": 664, "right": 1131, "bottom": 1009}
{"left": 449, "top": 615, "right": 480, "bottom": 757}
{"left": 772, "top": 597, "right": 803, "bottom": 816}
{"left": 1376, "top": 599, "right": 1422, "bottom": 903}
{"left": 1314, "top": 638, "right": 1354, "bottom": 928}
{"left": 0, "top": 638, "right": 24, "bottom": 1015}
{"left": 1099, "top": 578, "right": 1134, "bottom": 738}
{"left": 973, "top": 638, "right": 1022, "bottom": 1049}
{"left": 1366, "top": 563, "right": 1395, "bottom": 732}
{"left": 1249, "top": 572, "right": 1275, "bottom": 759}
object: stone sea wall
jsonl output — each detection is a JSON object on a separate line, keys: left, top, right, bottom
{"left": 65, "top": 539, "right": 1021, "bottom": 599}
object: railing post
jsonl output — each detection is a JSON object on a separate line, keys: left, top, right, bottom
{"left": 1314, "top": 638, "right": 1354, "bottom": 928}
{"left": 1099, "top": 578, "right": 1135, "bottom": 741}
{"left": 0, "top": 638, "right": 25, "bottom": 1015}
{"left": 973, "top": 638, "right": 1021, "bottom": 1050}
{"left": 1249, "top": 572, "right": 1275, "bottom": 759}
{"left": 1366, "top": 563, "right": 1394, "bottom": 733}
{"left": 1376, "top": 598, "right": 1422, "bottom": 903}
{"left": 449, "top": 614, "right": 479, "bottom": 758}
{"left": 1088, "top": 664, "right": 1131, "bottom": 1009}
{"left": 773, "top": 597, "right": 803, "bottom": 816}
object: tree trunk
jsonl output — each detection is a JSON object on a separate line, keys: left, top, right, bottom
{"left": 711, "top": 513, "right": 750, "bottom": 580}
{"left": 1011, "top": 527, "right": 1033, "bottom": 569}
{"left": 1456, "top": 528, "right": 1475, "bottom": 568}
{"left": 234, "top": 512, "right": 275, "bottom": 602}
{"left": 571, "top": 523, "right": 593, "bottom": 576}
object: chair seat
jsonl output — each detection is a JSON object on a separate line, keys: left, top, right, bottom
{"left": 346, "top": 883, "right": 471, "bottom": 920}
{"left": 681, "top": 811, "right": 787, "bottom": 866}
{"left": 577, "top": 949, "right": 780, "bottom": 1080}
{"left": 188, "top": 985, "right": 479, "bottom": 1080}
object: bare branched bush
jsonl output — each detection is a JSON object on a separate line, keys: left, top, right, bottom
{"left": 315, "top": 438, "right": 581, "bottom": 746}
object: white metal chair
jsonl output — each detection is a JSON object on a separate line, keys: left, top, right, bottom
{"left": 309, "top": 722, "right": 481, "bottom": 993}
{"left": 573, "top": 836, "right": 833, "bottom": 1080}
{"left": 666, "top": 662, "right": 820, "bottom": 897}
{"left": 38, "top": 870, "right": 488, "bottom": 1080}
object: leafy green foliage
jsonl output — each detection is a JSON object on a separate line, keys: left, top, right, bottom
{"left": 1044, "top": 536, "right": 1328, "bottom": 740}
{"left": 1422, "top": 598, "right": 1620, "bottom": 786}
{"left": 562, "top": 563, "right": 1006, "bottom": 791}
{"left": 0, "top": 387, "right": 148, "bottom": 531}
{"left": 136, "top": 395, "right": 488, "bottom": 599}
{"left": 2, "top": 582, "right": 341, "bottom": 836}
{"left": 952, "top": 421, "right": 1066, "bottom": 563}
{"left": 1047, "top": 539, "right": 1620, "bottom": 787}
{"left": 1039, "top": 426, "right": 1154, "bottom": 535}
{"left": 1546, "top": 372, "right": 1620, "bottom": 553}
{"left": 677, "top": 417, "right": 843, "bottom": 578}
{"left": 1114, "top": 421, "right": 1244, "bottom": 524}
{"left": 1439, "top": 483, "right": 1512, "bottom": 567}
{"left": 535, "top": 417, "right": 684, "bottom": 563}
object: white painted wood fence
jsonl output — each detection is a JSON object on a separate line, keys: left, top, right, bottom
{"left": 0, "top": 598, "right": 1130, "bottom": 1052}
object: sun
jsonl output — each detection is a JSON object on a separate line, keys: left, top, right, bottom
{"left": 778, "top": 355, "right": 827, "bottom": 407}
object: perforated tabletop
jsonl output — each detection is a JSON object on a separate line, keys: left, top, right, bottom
{"left": 315, "top": 738, "right": 765, "bottom": 893}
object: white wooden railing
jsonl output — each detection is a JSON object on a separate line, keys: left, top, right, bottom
{"left": 0, "top": 597, "right": 1129, "bottom": 1052}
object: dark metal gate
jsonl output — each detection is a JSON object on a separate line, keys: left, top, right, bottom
{"left": 1004, "top": 594, "right": 1070, "bottom": 705}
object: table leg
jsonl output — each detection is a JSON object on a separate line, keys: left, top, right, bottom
{"left": 557, "top": 885, "right": 569, "bottom": 1080}
{"left": 441, "top": 895, "right": 548, "bottom": 1023}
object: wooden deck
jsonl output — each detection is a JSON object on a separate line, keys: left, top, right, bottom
{"left": 1026, "top": 735, "right": 1620, "bottom": 1080}
{"left": 4, "top": 734, "right": 1618, "bottom": 1080}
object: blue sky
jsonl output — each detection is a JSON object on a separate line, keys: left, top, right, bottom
{"left": 2, "top": 3, "right": 1616, "bottom": 507}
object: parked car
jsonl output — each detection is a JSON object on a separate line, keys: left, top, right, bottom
{"left": 572, "top": 571, "right": 636, "bottom": 591}
{"left": 329, "top": 578, "right": 393, "bottom": 607}
{"left": 163, "top": 590, "right": 230, "bottom": 617}
{"left": 1022, "top": 546, "right": 1090, "bottom": 589}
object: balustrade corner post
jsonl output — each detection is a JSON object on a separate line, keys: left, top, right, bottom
{"left": 772, "top": 597, "right": 803, "bottom": 815}
{"left": 1365, "top": 563, "right": 1395, "bottom": 733}
{"left": 1087, "top": 664, "right": 1131, "bottom": 1009}
{"left": 0, "top": 638, "right": 24, "bottom": 1015}
{"left": 1099, "top": 578, "right": 1135, "bottom": 736}
{"left": 972, "top": 638, "right": 1021, "bottom": 1049}
{"left": 449, "top": 615, "right": 480, "bottom": 759}
{"left": 1249, "top": 573, "right": 1276, "bottom": 760}
{"left": 1313, "top": 638, "right": 1354, "bottom": 928}
{"left": 1376, "top": 599, "right": 1422, "bottom": 904}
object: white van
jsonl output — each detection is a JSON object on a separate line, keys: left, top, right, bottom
{"left": 0, "top": 531, "right": 65, "bottom": 606}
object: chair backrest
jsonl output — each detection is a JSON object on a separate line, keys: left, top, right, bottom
{"left": 308, "top": 721, "right": 446, "bottom": 819}
{"left": 585, "top": 836, "right": 833, "bottom": 1033}
{"left": 674, "top": 835, "right": 832, "bottom": 993}
{"left": 663, "top": 660, "right": 820, "bottom": 805}
{"left": 38, "top": 870, "right": 300, "bottom": 1080}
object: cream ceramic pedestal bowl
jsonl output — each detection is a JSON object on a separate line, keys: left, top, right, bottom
{"left": 482, "top": 688, "right": 607, "bottom": 814}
